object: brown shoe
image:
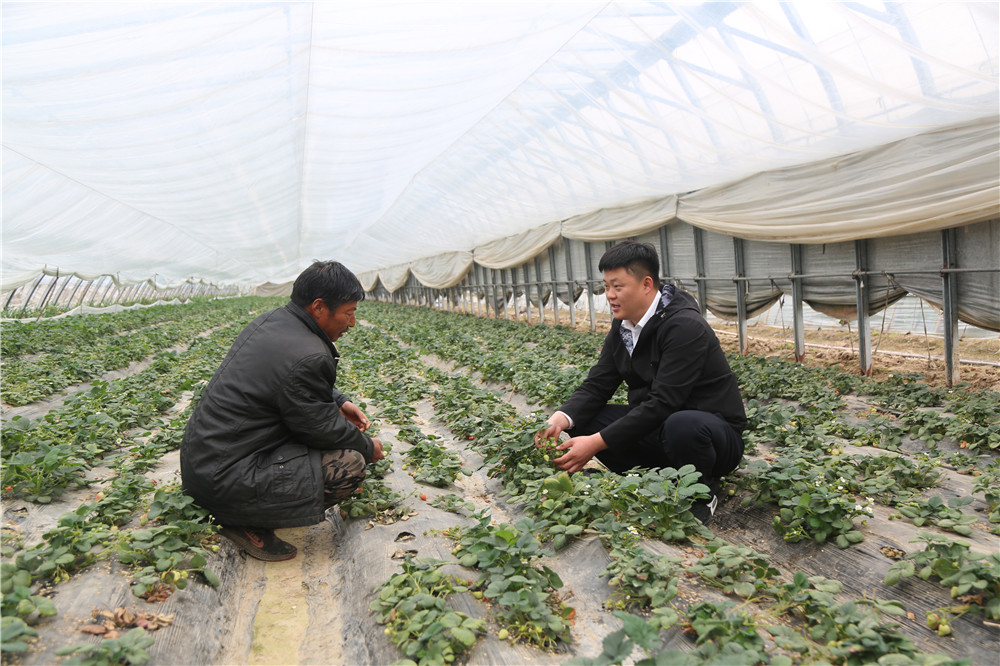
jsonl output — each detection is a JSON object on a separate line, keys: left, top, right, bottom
{"left": 219, "top": 526, "right": 297, "bottom": 561}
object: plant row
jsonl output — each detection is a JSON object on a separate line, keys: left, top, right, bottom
{"left": 340, "top": 305, "right": 997, "bottom": 664}
{"left": 1, "top": 298, "right": 278, "bottom": 661}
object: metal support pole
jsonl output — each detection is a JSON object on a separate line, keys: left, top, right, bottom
{"left": 509, "top": 268, "right": 518, "bottom": 321}
{"left": 564, "top": 240, "right": 576, "bottom": 329}
{"left": 790, "top": 245, "right": 806, "bottom": 362}
{"left": 472, "top": 265, "right": 480, "bottom": 316}
{"left": 136, "top": 284, "right": 153, "bottom": 304}
{"left": 500, "top": 268, "right": 509, "bottom": 320}
{"left": 478, "top": 266, "right": 486, "bottom": 316}
{"left": 523, "top": 265, "right": 532, "bottom": 323}
{"left": 733, "top": 238, "right": 748, "bottom": 356}
{"left": 34, "top": 271, "right": 61, "bottom": 317}
{"left": 120, "top": 283, "right": 141, "bottom": 305}
{"left": 548, "top": 245, "right": 559, "bottom": 325}
{"left": 534, "top": 257, "right": 545, "bottom": 325}
{"left": 76, "top": 280, "right": 97, "bottom": 308}
{"left": 584, "top": 242, "right": 596, "bottom": 332}
{"left": 51, "top": 275, "right": 73, "bottom": 309}
{"left": 941, "top": 228, "right": 960, "bottom": 387}
{"left": 19, "top": 274, "right": 46, "bottom": 316}
{"left": 65, "top": 278, "right": 86, "bottom": 310}
{"left": 658, "top": 225, "right": 670, "bottom": 281}
{"left": 95, "top": 278, "right": 116, "bottom": 307}
{"left": 854, "top": 240, "right": 873, "bottom": 376}
{"left": 115, "top": 284, "right": 132, "bottom": 305}
{"left": 692, "top": 227, "right": 708, "bottom": 317}
{"left": 479, "top": 265, "right": 486, "bottom": 317}
{"left": 3, "top": 287, "right": 19, "bottom": 311}
{"left": 507, "top": 268, "right": 516, "bottom": 320}
{"left": 488, "top": 268, "right": 497, "bottom": 319}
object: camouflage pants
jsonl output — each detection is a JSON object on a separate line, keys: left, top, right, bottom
{"left": 320, "top": 449, "right": 367, "bottom": 507}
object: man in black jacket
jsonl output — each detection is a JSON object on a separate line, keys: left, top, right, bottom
{"left": 535, "top": 241, "right": 746, "bottom": 523}
{"left": 181, "top": 261, "right": 383, "bottom": 561}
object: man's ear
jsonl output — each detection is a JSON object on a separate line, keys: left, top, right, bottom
{"left": 304, "top": 298, "right": 326, "bottom": 316}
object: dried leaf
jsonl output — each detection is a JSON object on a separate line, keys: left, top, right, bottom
{"left": 80, "top": 624, "right": 107, "bottom": 635}
{"left": 956, "top": 593, "right": 984, "bottom": 605}
{"left": 114, "top": 607, "right": 137, "bottom": 626}
{"left": 136, "top": 612, "right": 175, "bottom": 630}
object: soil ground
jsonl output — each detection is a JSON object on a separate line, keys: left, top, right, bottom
{"left": 3, "top": 306, "right": 997, "bottom": 665}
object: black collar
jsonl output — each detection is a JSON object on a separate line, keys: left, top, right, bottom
{"left": 285, "top": 301, "right": 339, "bottom": 358}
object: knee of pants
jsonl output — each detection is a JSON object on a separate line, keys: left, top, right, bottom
{"left": 661, "top": 411, "right": 714, "bottom": 447}
{"left": 321, "top": 449, "right": 368, "bottom": 487}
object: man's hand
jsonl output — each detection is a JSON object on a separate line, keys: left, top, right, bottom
{"left": 370, "top": 438, "right": 385, "bottom": 463}
{"left": 535, "top": 412, "right": 571, "bottom": 447}
{"left": 552, "top": 433, "right": 607, "bottom": 474}
{"left": 340, "top": 401, "right": 370, "bottom": 432}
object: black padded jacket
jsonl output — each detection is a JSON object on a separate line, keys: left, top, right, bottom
{"left": 180, "top": 301, "right": 373, "bottom": 528}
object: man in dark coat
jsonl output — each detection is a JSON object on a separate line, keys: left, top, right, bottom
{"left": 181, "top": 261, "right": 383, "bottom": 560}
{"left": 535, "top": 241, "right": 746, "bottom": 524}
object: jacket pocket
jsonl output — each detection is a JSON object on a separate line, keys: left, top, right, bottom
{"left": 257, "top": 443, "right": 313, "bottom": 505}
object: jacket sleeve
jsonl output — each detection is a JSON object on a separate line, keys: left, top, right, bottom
{"left": 599, "top": 315, "right": 710, "bottom": 447}
{"left": 558, "top": 330, "right": 623, "bottom": 424}
{"left": 331, "top": 388, "right": 350, "bottom": 407}
{"left": 277, "top": 353, "right": 374, "bottom": 462}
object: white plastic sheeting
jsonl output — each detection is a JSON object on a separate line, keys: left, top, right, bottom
{"left": 2, "top": 2, "right": 998, "bottom": 291}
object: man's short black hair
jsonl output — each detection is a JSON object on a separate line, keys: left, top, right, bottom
{"left": 290, "top": 260, "right": 366, "bottom": 309}
{"left": 598, "top": 241, "right": 660, "bottom": 287}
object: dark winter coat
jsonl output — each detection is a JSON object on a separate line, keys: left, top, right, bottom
{"left": 180, "top": 301, "right": 373, "bottom": 528}
{"left": 558, "top": 288, "right": 746, "bottom": 449}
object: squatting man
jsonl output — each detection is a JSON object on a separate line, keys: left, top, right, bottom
{"left": 180, "top": 261, "right": 383, "bottom": 561}
{"left": 535, "top": 241, "right": 747, "bottom": 524}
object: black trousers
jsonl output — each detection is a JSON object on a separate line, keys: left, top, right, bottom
{"left": 568, "top": 404, "right": 744, "bottom": 486}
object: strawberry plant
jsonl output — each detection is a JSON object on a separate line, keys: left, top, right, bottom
{"left": 768, "top": 571, "right": 843, "bottom": 618}
{"left": 683, "top": 600, "right": 766, "bottom": 656}
{"left": 885, "top": 531, "right": 1000, "bottom": 620}
{"left": 892, "top": 495, "right": 978, "bottom": 536}
{"left": 740, "top": 453, "right": 868, "bottom": 548}
{"left": 118, "top": 483, "right": 220, "bottom": 599}
{"left": 972, "top": 463, "right": 1000, "bottom": 533}
{"left": 118, "top": 525, "right": 219, "bottom": 600}
{"left": 0, "top": 564, "right": 57, "bottom": 624}
{"left": 370, "top": 556, "right": 485, "bottom": 665}
{"left": 447, "top": 511, "right": 572, "bottom": 650}
{"left": 507, "top": 471, "right": 601, "bottom": 550}
{"left": 1, "top": 615, "right": 40, "bottom": 654}
{"left": 55, "top": 626, "right": 155, "bottom": 665}
{"left": 339, "top": 475, "right": 408, "bottom": 523}
{"left": 428, "top": 494, "right": 474, "bottom": 514}
{"left": 600, "top": 544, "right": 680, "bottom": 616}
{"left": 398, "top": 425, "right": 465, "bottom": 488}
{"left": 688, "top": 540, "right": 780, "bottom": 599}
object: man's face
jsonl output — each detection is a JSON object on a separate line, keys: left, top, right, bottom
{"left": 603, "top": 267, "right": 655, "bottom": 324}
{"left": 313, "top": 300, "right": 358, "bottom": 341}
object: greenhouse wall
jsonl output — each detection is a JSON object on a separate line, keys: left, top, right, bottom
{"left": 369, "top": 218, "right": 999, "bottom": 386}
